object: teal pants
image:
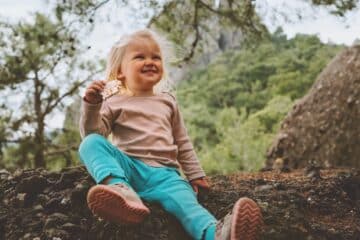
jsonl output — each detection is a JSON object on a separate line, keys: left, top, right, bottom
{"left": 78, "top": 134, "right": 216, "bottom": 240}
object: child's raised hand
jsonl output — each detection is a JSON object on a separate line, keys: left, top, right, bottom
{"left": 84, "top": 80, "right": 106, "bottom": 104}
{"left": 190, "top": 177, "right": 210, "bottom": 194}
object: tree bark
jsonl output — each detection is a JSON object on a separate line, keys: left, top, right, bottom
{"left": 33, "top": 73, "right": 46, "bottom": 168}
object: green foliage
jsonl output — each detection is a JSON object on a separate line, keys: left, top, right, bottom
{"left": 176, "top": 29, "right": 343, "bottom": 173}
{"left": 0, "top": 11, "right": 99, "bottom": 169}
{"left": 0, "top": 13, "right": 78, "bottom": 89}
{"left": 199, "top": 96, "right": 293, "bottom": 174}
{"left": 311, "top": 0, "right": 358, "bottom": 16}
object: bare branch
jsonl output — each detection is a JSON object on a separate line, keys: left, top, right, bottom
{"left": 88, "top": 0, "right": 112, "bottom": 19}
{"left": 40, "top": 52, "right": 66, "bottom": 82}
{"left": 53, "top": 0, "right": 111, "bottom": 36}
{"left": 43, "top": 68, "right": 104, "bottom": 116}
{"left": 182, "top": 0, "right": 201, "bottom": 62}
{"left": 198, "top": 0, "right": 225, "bottom": 15}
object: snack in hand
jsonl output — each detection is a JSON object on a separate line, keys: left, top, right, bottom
{"left": 101, "top": 80, "right": 121, "bottom": 100}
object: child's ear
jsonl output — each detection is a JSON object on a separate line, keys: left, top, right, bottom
{"left": 117, "top": 72, "right": 125, "bottom": 81}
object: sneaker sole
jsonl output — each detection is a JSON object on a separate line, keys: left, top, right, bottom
{"left": 231, "top": 197, "right": 263, "bottom": 240}
{"left": 87, "top": 185, "right": 150, "bottom": 225}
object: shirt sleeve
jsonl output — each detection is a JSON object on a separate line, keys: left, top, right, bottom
{"left": 171, "top": 96, "right": 206, "bottom": 181}
{"left": 79, "top": 98, "right": 113, "bottom": 139}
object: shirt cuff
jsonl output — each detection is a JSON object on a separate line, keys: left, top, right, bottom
{"left": 82, "top": 98, "right": 102, "bottom": 112}
{"left": 187, "top": 171, "right": 206, "bottom": 181}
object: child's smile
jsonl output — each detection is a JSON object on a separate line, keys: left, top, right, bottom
{"left": 141, "top": 65, "right": 159, "bottom": 75}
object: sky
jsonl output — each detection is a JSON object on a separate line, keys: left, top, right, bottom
{"left": 0, "top": 0, "right": 359, "bottom": 129}
{"left": 1, "top": 0, "right": 359, "bottom": 55}
{"left": 258, "top": 0, "right": 360, "bottom": 45}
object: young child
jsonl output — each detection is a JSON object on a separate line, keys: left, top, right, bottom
{"left": 78, "top": 29, "right": 263, "bottom": 240}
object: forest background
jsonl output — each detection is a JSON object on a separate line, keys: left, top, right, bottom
{"left": 0, "top": 0, "right": 359, "bottom": 174}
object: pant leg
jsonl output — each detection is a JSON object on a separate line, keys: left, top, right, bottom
{"left": 204, "top": 224, "right": 216, "bottom": 240}
{"left": 122, "top": 157, "right": 156, "bottom": 193}
{"left": 137, "top": 164, "right": 217, "bottom": 240}
{"left": 78, "top": 133, "right": 133, "bottom": 185}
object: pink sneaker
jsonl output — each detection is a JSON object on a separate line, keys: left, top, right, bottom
{"left": 87, "top": 184, "right": 150, "bottom": 225}
{"left": 215, "top": 197, "right": 263, "bottom": 240}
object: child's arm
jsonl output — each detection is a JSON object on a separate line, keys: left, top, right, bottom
{"left": 171, "top": 98, "right": 206, "bottom": 182}
{"left": 79, "top": 80, "right": 113, "bottom": 138}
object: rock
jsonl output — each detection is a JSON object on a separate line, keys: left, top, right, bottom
{"left": 61, "top": 222, "right": 81, "bottom": 233}
{"left": 13, "top": 169, "right": 23, "bottom": 178}
{"left": 15, "top": 193, "right": 27, "bottom": 207}
{"left": 16, "top": 175, "right": 48, "bottom": 194}
{"left": 70, "top": 182, "right": 89, "bottom": 207}
{"left": 33, "top": 204, "right": 44, "bottom": 213}
{"left": 255, "top": 185, "right": 274, "bottom": 192}
{"left": 44, "top": 228, "right": 70, "bottom": 239}
{"left": 266, "top": 46, "right": 360, "bottom": 169}
{"left": 304, "top": 164, "right": 322, "bottom": 180}
{"left": 0, "top": 169, "right": 10, "bottom": 180}
{"left": 43, "top": 212, "right": 70, "bottom": 230}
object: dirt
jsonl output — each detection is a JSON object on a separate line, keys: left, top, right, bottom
{"left": 0, "top": 166, "right": 359, "bottom": 240}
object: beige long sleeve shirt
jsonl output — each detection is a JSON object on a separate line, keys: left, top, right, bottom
{"left": 79, "top": 92, "right": 205, "bottom": 181}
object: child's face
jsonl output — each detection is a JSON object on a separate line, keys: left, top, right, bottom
{"left": 118, "top": 38, "right": 163, "bottom": 93}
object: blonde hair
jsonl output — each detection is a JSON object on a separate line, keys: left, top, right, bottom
{"left": 104, "top": 29, "right": 175, "bottom": 93}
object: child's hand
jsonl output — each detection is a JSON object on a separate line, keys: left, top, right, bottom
{"left": 190, "top": 177, "right": 210, "bottom": 194}
{"left": 84, "top": 80, "right": 106, "bottom": 104}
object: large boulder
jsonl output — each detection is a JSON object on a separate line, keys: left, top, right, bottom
{"left": 266, "top": 45, "right": 360, "bottom": 169}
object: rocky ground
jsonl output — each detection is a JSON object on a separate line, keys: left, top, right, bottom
{"left": 0, "top": 166, "right": 359, "bottom": 240}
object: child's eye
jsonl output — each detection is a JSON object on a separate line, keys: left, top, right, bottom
{"left": 134, "top": 55, "right": 144, "bottom": 59}
{"left": 153, "top": 56, "right": 162, "bottom": 60}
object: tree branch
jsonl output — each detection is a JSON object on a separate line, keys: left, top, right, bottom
{"left": 182, "top": 0, "right": 201, "bottom": 62}
{"left": 40, "top": 51, "right": 66, "bottom": 82}
{"left": 53, "top": 0, "right": 112, "bottom": 36}
{"left": 88, "top": 0, "right": 111, "bottom": 19}
{"left": 43, "top": 68, "right": 104, "bottom": 116}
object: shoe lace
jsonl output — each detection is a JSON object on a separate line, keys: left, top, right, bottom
{"left": 113, "top": 183, "right": 130, "bottom": 190}
{"left": 112, "top": 183, "right": 140, "bottom": 202}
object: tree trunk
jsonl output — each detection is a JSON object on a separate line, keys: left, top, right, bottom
{"left": 266, "top": 45, "right": 360, "bottom": 169}
{"left": 33, "top": 126, "right": 45, "bottom": 168}
{"left": 33, "top": 75, "right": 46, "bottom": 168}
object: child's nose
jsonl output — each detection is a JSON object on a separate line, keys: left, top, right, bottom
{"left": 144, "top": 58, "right": 155, "bottom": 66}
